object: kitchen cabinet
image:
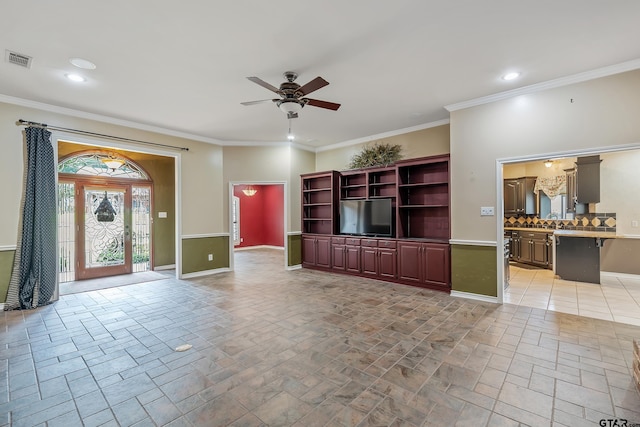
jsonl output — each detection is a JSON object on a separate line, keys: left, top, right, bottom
{"left": 302, "top": 235, "right": 331, "bottom": 268}
{"left": 565, "top": 168, "right": 586, "bottom": 215}
{"left": 575, "top": 155, "right": 601, "bottom": 204}
{"left": 510, "top": 230, "right": 552, "bottom": 268}
{"left": 398, "top": 241, "right": 450, "bottom": 289}
{"left": 504, "top": 177, "right": 537, "bottom": 216}
{"left": 361, "top": 239, "right": 397, "bottom": 280}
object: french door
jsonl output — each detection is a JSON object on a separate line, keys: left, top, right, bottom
{"left": 77, "top": 184, "right": 132, "bottom": 279}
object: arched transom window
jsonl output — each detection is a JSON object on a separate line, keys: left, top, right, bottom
{"left": 58, "top": 152, "right": 149, "bottom": 179}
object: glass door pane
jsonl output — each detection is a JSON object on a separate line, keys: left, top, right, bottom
{"left": 77, "top": 185, "right": 131, "bottom": 279}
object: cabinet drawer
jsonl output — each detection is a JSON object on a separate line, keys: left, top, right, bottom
{"left": 361, "top": 239, "right": 378, "bottom": 247}
{"left": 345, "top": 238, "right": 361, "bottom": 246}
{"left": 332, "top": 237, "right": 345, "bottom": 245}
{"left": 378, "top": 240, "right": 397, "bottom": 249}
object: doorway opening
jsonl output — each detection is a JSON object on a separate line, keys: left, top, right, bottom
{"left": 230, "top": 183, "right": 287, "bottom": 271}
{"left": 57, "top": 151, "right": 153, "bottom": 283}
{"left": 497, "top": 145, "right": 640, "bottom": 325}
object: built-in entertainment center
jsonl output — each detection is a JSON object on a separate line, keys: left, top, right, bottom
{"left": 301, "top": 154, "right": 450, "bottom": 292}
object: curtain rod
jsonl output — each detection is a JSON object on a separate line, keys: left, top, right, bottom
{"left": 17, "top": 119, "right": 189, "bottom": 151}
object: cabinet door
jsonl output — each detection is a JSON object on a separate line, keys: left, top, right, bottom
{"left": 398, "top": 242, "right": 422, "bottom": 283}
{"left": 519, "top": 236, "right": 532, "bottom": 263}
{"left": 302, "top": 235, "right": 317, "bottom": 266}
{"left": 378, "top": 249, "right": 397, "bottom": 279}
{"left": 511, "top": 232, "right": 520, "bottom": 260}
{"left": 361, "top": 247, "right": 378, "bottom": 277}
{"left": 332, "top": 244, "right": 346, "bottom": 270}
{"left": 531, "top": 238, "right": 548, "bottom": 266}
{"left": 424, "top": 244, "right": 450, "bottom": 286}
{"left": 345, "top": 246, "right": 361, "bottom": 273}
{"left": 504, "top": 180, "right": 519, "bottom": 215}
{"left": 316, "top": 237, "right": 332, "bottom": 268}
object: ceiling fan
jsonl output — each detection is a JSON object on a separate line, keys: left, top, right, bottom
{"left": 241, "top": 71, "right": 341, "bottom": 119}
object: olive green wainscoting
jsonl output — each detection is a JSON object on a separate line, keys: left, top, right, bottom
{"left": 181, "top": 236, "right": 230, "bottom": 276}
{"left": 0, "top": 249, "right": 15, "bottom": 304}
{"left": 451, "top": 244, "right": 498, "bottom": 297}
{"left": 287, "top": 233, "right": 302, "bottom": 267}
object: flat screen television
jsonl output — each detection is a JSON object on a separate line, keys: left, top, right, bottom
{"left": 339, "top": 198, "right": 394, "bottom": 237}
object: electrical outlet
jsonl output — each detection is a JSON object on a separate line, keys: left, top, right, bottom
{"left": 632, "top": 220, "right": 639, "bottom": 228}
{"left": 208, "top": 254, "right": 213, "bottom": 261}
{"left": 480, "top": 206, "right": 495, "bottom": 216}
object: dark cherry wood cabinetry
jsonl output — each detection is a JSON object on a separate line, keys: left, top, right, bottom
{"left": 301, "top": 155, "right": 451, "bottom": 292}
{"left": 302, "top": 235, "right": 331, "bottom": 268}
{"left": 302, "top": 171, "right": 339, "bottom": 235}
{"left": 398, "top": 241, "right": 450, "bottom": 289}
{"left": 361, "top": 239, "right": 397, "bottom": 280}
{"left": 397, "top": 156, "right": 450, "bottom": 240}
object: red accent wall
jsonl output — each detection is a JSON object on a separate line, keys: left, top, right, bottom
{"left": 234, "top": 184, "right": 284, "bottom": 248}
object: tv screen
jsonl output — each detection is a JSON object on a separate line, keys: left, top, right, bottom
{"left": 339, "top": 198, "right": 394, "bottom": 237}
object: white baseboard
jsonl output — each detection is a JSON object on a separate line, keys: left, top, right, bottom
{"left": 234, "top": 245, "right": 284, "bottom": 251}
{"left": 286, "top": 264, "right": 302, "bottom": 271}
{"left": 181, "top": 268, "right": 231, "bottom": 279}
{"left": 450, "top": 290, "right": 499, "bottom": 304}
{"left": 154, "top": 264, "right": 176, "bottom": 271}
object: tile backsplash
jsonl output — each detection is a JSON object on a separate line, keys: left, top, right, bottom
{"left": 504, "top": 212, "right": 616, "bottom": 232}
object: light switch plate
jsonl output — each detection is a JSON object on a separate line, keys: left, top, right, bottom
{"left": 480, "top": 206, "right": 495, "bottom": 216}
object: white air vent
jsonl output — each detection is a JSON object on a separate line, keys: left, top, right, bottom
{"left": 5, "top": 50, "right": 32, "bottom": 68}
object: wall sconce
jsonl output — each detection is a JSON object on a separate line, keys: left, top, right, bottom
{"left": 544, "top": 160, "right": 553, "bottom": 168}
{"left": 242, "top": 185, "right": 257, "bottom": 197}
{"left": 101, "top": 154, "right": 125, "bottom": 171}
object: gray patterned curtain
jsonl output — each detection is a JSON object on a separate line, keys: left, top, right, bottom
{"left": 5, "top": 127, "right": 57, "bottom": 310}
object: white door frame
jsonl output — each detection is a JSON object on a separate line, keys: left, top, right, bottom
{"left": 52, "top": 131, "right": 183, "bottom": 287}
{"left": 494, "top": 141, "right": 640, "bottom": 303}
{"left": 228, "top": 181, "right": 288, "bottom": 271}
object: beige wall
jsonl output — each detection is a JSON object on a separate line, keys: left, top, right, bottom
{"left": 315, "top": 124, "right": 450, "bottom": 171}
{"left": 289, "top": 147, "right": 316, "bottom": 231}
{"left": 0, "top": 101, "right": 225, "bottom": 263}
{"left": 222, "top": 145, "right": 316, "bottom": 233}
{"left": 451, "top": 69, "right": 640, "bottom": 243}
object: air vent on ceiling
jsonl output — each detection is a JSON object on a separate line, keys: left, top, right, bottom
{"left": 5, "top": 50, "right": 32, "bottom": 68}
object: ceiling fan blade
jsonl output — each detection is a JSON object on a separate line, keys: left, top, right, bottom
{"left": 240, "top": 99, "right": 277, "bottom": 106}
{"left": 305, "top": 98, "right": 341, "bottom": 111}
{"left": 297, "top": 77, "right": 329, "bottom": 96}
{"left": 246, "top": 76, "right": 280, "bottom": 93}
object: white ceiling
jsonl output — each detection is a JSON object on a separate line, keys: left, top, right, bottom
{"left": 2, "top": 1, "right": 640, "bottom": 149}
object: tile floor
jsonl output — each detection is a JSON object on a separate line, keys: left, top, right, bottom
{"left": 506, "top": 263, "right": 640, "bottom": 326}
{"left": 1, "top": 248, "right": 640, "bottom": 426}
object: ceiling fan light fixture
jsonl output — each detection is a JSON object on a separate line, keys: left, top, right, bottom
{"left": 278, "top": 100, "right": 303, "bottom": 115}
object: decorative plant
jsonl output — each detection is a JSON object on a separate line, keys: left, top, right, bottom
{"left": 348, "top": 142, "right": 403, "bottom": 169}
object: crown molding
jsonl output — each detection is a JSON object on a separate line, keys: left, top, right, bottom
{"left": 445, "top": 58, "right": 640, "bottom": 112}
{"left": 315, "top": 119, "right": 450, "bottom": 153}
{"left": 222, "top": 139, "right": 316, "bottom": 152}
{"left": 0, "top": 93, "right": 226, "bottom": 145}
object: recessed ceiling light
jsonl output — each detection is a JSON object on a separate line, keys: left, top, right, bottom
{"left": 69, "top": 57, "right": 96, "bottom": 70}
{"left": 65, "top": 73, "right": 86, "bottom": 83}
{"left": 502, "top": 72, "right": 521, "bottom": 81}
